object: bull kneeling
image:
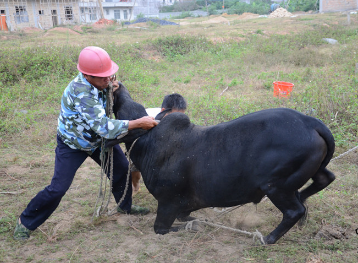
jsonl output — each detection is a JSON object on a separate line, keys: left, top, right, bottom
{"left": 108, "top": 84, "right": 335, "bottom": 245}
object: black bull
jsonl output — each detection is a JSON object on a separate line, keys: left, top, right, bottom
{"left": 107, "top": 84, "right": 335, "bottom": 244}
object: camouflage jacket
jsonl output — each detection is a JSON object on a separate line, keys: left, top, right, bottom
{"left": 57, "top": 73, "right": 128, "bottom": 153}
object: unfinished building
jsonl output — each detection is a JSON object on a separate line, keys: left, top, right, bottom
{"left": 0, "top": 0, "right": 101, "bottom": 31}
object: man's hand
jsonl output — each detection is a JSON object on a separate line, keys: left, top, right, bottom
{"left": 112, "top": 81, "right": 119, "bottom": 93}
{"left": 128, "top": 116, "right": 158, "bottom": 130}
{"left": 110, "top": 75, "right": 119, "bottom": 93}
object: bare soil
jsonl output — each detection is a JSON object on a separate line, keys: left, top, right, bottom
{"left": 1, "top": 141, "right": 357, "bottom": 262}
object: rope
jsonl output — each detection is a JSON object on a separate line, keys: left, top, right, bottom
{"left": 212, "top": 205, "right": 243, "bottom": 217}
{"left": 185, "top": 219, "right": 266, "bottom": 244}
{"left": 107, "top": 137, "right": 140, "bottom": 216}
{"left": 92, "top": 76, "right": 132, "bottom": 220}
{"left": 331, "top": 145, "right": 358, "bottom": 162}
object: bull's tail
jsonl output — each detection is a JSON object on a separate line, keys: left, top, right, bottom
{"left": 296, "top": 117, "right": 336, "bottom": 205}
{"left": 313, "top": 118, "right": 335, "bottom": 170}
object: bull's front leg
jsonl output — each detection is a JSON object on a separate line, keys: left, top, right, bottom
{"left": 154, "top": 201, "right": 181, "bottom": 234}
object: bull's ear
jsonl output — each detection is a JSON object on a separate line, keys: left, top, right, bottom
{"left": 155, "top": 108, "right": 172, "bottom": 120}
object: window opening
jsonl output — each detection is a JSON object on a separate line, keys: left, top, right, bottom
{"left": 14, "top": 6, "right": 29, "bottom": 24}
{"left": 64, "top": 6, "right": 73, "bottom": 21}
{"left": 114, "top": 9, "right": 120, "bottom": 19}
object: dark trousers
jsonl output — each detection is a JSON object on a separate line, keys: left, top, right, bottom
{"left": 20, "top": 135, "right": 132, "bottom": 230}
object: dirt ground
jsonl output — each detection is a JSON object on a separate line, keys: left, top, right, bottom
{"left": 1, "top": 141, "right": 357, "bottom": 262}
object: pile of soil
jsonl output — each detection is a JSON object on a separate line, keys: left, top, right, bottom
{"left": 201, "top": 16, "right": 229, "bottom": 24}
{"left": 269, "top": 7, "right": 293, "bottom": 18}
{"left": 72, "top": 25, "right": 84, "bottom": 33}
{"left": 94, "top": 18, "right": 115, "bottom": 25}
{"left": 237, "top": 12, "right": 260, "bottom": 20}
{"left": 43, "top": 27, "right": 81, "bottom": 37}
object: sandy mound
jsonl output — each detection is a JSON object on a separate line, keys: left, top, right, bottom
{"left": 180, "top": 13, "right": 259, "bottom": 25}
{"left": 202, "top": 16, "right": 229, "bottom": 24}
{"left": 72, "top": 25, "right": 84, "bottom": 33}
{"left": 237, "top": 12, "right": 260, "bottom": 20}
{"left": 221, "top": 13, "right": 238, "bottom": 17}
{"left": 269, "top": 7, "right": 293, "bottom": 18}
{"left": 43, "top": 27, "right": 81, "bottom": 37}
{"left": 180, "top": 16, "right": 230, "bottom": 25}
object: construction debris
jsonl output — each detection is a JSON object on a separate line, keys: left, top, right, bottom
{"left": 94, "top": 19, "right": 116, "bottom": 25}
{"left": 269, "top": 7, "right": 293, "bottom": 18}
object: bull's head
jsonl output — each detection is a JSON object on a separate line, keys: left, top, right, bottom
{"left": 105, "top": 82, "right": 149, "bottom": 148}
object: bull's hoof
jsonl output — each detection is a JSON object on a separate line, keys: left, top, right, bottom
{"left": 154, "top": 228, "right": 169, "bottom": 235}
{"left": 171, "top": 225, "right": 186, "bottom": 232}
{"left": 260, "top": 236, "right": 268, "bottom": 245}
{"left": 262, "top": 235, "right": 277, "bottom": 245}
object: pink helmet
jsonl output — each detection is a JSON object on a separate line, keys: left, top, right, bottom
{"left": 77, "top": 46, "right": 119, "bottom": 77}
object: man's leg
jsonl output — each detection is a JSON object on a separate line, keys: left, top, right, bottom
{"left": 19, "top": 136, "right": 88, "bottom": 232}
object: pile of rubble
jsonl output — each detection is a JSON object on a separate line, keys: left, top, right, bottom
{"left": 94, "top": 19, "right": 115, "bottom": 25}
{"left": 269, "top": 7, "right": 293, "bottom": 18}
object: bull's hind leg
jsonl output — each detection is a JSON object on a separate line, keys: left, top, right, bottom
{"left": 264, "top": 192, "right": 306, "bottom": 244}
{"left": 154, "top": 202, "right": 183, "bottom": 234}
{"left": 296, "top": 168, "right": 335, "bottom": 226}
{"left": 298, "top": 168, "right": 335, "bottom": 203}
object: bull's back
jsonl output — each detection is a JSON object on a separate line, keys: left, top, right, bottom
{"left": 138, "top": 108, "right": 332, "bottom": 207}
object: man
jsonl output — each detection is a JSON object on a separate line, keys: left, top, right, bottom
{"left": 14, "top": 46, "right": 157, "bottom": 240}
{"left": 131, "top": 93, "right": 187, "bottom": 194}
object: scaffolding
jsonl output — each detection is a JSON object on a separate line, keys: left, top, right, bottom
{"left": 0, "top": 0, "right": 100, "bottom": 31}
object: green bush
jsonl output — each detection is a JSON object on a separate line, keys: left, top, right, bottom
{"left": 160, "top": 1, "right": 199, "bottom": 12}
{"left": 0, "top": 46, "right": 80, "bottom": 85}
{"left": 287, "top": 0, "right": 318, "bottom": 12}
{"left": 228, "top": 0, "right": 270, "bottom": 15}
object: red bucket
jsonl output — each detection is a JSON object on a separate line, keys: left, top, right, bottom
{"left": 273, "top": 81, "right": 294, "bottom": 98}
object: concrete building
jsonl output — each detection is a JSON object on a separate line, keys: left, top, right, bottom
{"left": 319, "top": 0, "right": 357, "bottom": 12}
{"left": 103, "top": 0, "right": 160, "bottom": 21}
{"left": 103, "top": 0, "right": 136, "bottom": 21}
{"left": 0, "top": 0, "right": 101, "bottom": 31}
{"left": 0, "top": 0, "right": 160, "bottom": 31}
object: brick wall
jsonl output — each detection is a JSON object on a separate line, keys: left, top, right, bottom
{"left": 320, "top": 0, "right": 358, "bottom": 12}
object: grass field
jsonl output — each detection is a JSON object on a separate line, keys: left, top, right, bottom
{"left": 1, "top": 11, "right": 358, "bottom": 262}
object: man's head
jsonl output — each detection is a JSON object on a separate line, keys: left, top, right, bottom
{"left": 155, "top": 93, "right": 187, "bottom": 120}
{"left": 77, "top": 46, "right": 118, "bottom": 90}
{"left": 161, "top": 93, "right": 187, "bottom": 113}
